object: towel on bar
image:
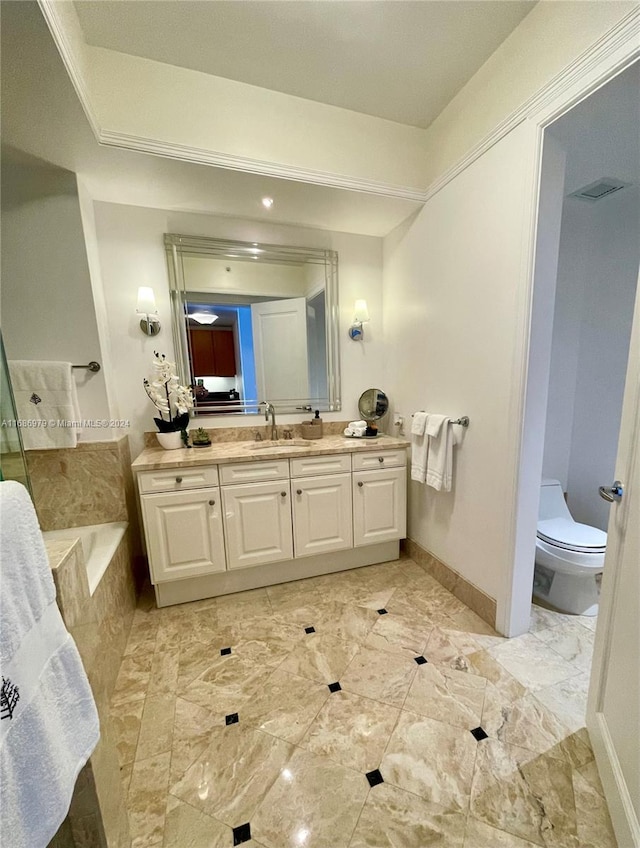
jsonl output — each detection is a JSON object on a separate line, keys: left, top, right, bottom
{"left": 0, "top": 482, "right": 99, "bottom": 848}
{"left": 8, "top": 361, "right": 82, "bottom": 450}
{"left": 426, "top": 417, "right": 457, "bottom": 492}
{"left": 411, "top": 412, "right": 429, "bottom": 482}
{"left": 411, "top": 411, "right": 428, "bottom": 436}
{"left": 425, "top": 413, "right": 447, "bottom": 438}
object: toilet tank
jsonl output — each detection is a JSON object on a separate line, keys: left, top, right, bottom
{"left": 539, "top": 479, "right": 573, "bottom": 521}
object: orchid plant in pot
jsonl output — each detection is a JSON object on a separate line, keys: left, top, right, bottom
{"left": 143, "top": 352, "right": 194, "bottom": 449}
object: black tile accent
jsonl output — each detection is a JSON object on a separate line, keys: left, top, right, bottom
{"left": 328, "top": 682, "right": 341, "bottom": 693}
{"left": 220, "top": 647, "right": 232, "bottom": 656}
{"left": 470, "top": 726, "right": 488, "bottom": 741}
{"left": 377, "top": 608, "right": 388, "bottom": 615}
{"left": 366, "top": 769, "right": 384, "bottom": 787}
{"left": 225, "top": 712, "right": 239, "bottom": 726}
{"left": 304, "top": 626, "right": 316, "bottom": 634}
{"left": 414, "top": 655, "right": 428, "bottom": 665}
{"left": 232, "top": 822, "right": 252, "bottom": 845}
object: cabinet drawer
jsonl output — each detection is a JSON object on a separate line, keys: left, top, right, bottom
{"left": 290, "top": 453, "right": 351, "bottom": 477}
{"left": 138, "top": 465, "right": 219, "bottom": 494}
{"left": 220, "top": 459, "right": 289, "bottom": 485}
{"left": 351, "top": 450, "right": 406, "bottom": 471}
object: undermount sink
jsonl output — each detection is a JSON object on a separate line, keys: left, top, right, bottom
{"left": 249, "top": 439, "right": 313, "bottom": 451}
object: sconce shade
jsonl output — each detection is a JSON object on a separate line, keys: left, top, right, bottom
{"left": 137, "top": 286, "right": 157, "bottom": 314}
{"left": 354, "top": 299, "right": 370, "bottom": 323}
{"left": 137, "top": 286, "right": 161, "bottom": 335}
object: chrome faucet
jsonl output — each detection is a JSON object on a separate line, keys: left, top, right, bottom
{"left": 261, "top": 401, "right": 277, "bottom": 441}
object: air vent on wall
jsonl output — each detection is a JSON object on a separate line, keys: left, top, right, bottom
{"left": 569, "top": 178, "right": 630, "bottom": 202}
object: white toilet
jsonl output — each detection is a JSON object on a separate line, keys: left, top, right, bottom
{"left": 534, "top": 479, "right": 606, "bottom": 616}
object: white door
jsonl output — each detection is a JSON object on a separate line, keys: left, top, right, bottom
{"left": 292, "top": 473, "right": 353, "bottom": 558}
{"left": 222, "top": 480, "right": 293, "bottom": 569}
{"left": 353, "top": 467, "right": 407, "bottom": 547}
{"left": 141, "top": 487, "right": 226, "bottom": 583}
{"left": 251, "top": 297, "right": 309, "bottom": 401}
{"left": 587, "top": 275, "right": 640, "bottom": 847}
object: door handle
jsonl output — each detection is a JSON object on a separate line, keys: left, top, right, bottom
{"left": 598, "top": 481, "right": 624, "bottom": 503}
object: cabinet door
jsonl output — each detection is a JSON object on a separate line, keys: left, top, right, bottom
{"left": 353, "top": 466, "right": 407, "bottom": 547}
{"left": 223, "top": 480, "right": 293, "bottom": 570}
{"left": 212, "top": 330, "right": 237, "bottom": 376}
{"left": 141, "top": 487, "right": 226, "bottom": 583}
{"left": 189, "top": 329, "right": 216, "bottom": 377}
{"left": 292, "top": 473, "right": 353, "bottom": 558}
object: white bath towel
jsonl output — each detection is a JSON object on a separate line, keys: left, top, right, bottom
{"left": 411, "top": 412, "right": 429, "bottom": 482}
{"left": 425, "top": 413, "right": 447, "bottom": 438}
{"left": 8, "top": 361, "right": 82, "bottom": 450}
{"left": 0, "top": 481, "right": 99, "bottom": 848}
{"left": 426, "top": 417, "right": 457, "bottom": 492}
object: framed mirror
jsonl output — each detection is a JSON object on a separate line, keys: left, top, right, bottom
{"left": 358, "top": 389, "right": 389, "bottom": 422}
{"left": 165, "top": 235, "right": 341, "bottom": 416}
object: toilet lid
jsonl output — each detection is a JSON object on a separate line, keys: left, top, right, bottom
{"left": 537, "top": 518, "right": 607, "bottom": 553}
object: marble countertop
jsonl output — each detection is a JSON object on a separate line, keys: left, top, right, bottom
{"left": 132, "top": 434, "right": 409, "bottom": 471}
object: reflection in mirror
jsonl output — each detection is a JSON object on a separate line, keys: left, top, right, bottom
{"left": 165, "top": 235, "right": 340, "bottom": 416}
{"left": 358, "top": 388, "right": 389, "bottom": 422}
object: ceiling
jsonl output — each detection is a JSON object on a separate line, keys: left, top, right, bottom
{"left": 1, "top": 2, "right": 421, "bottom": 237}
{"left": 548, "top": 63, "right": 640, "bottom": 195}
{"left": 73, "top": 0, "right": 536, "bottom": 129}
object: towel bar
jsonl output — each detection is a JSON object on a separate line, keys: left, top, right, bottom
{"left": 411, "top": 413, "right": 469, "bottom": 427}
{"left": 72, "top": 361, "right": 101, "bottom": 372}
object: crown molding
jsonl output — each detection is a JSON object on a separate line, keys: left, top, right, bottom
{"left": 37, "top": 0, "right": 101, "bottom": 138}
{"left": 423, "top": 8, "right": 640, "bottom": 205}
{"left": 96, "top": 130, "right": 428, "bottom": 202}
{"left": 39, "top": 1, "right": 639, "bottom": 206}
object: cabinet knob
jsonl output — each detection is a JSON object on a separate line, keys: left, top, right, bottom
{"left": 175, "top": 476, "right": 183, "bottom": 483}
{"left": 378, "top": 457, "right": 384, "bottom": 463}
{"left": 358, "top": 481, "right": 364, "bottom": 487}
{"left": 296, "top": 489, "right": 302, "bottom": 495}
{"left": 281, "top": 491, "right": 287, "bottom": 497}
{"left": 209, "top": 499, "right": 215, "bottom": 506}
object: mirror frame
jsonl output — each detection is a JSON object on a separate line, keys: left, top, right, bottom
{"left": 164, "top": 234, "right": 341, "bottom": 416}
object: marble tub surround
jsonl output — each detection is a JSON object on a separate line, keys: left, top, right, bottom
{"left": 112, "top": 558, "right": 616, "bottom": 848}
{"left": 46, "top": 529, "right": 138, "bottom": 848}
{"left": 133, "top": 432, "right": 408, "bottom": 470}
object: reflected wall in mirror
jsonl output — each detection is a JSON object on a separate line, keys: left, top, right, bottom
{"left": 165, "top": 235, "right": 340, "bottom": 415}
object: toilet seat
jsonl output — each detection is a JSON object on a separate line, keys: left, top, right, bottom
{"left": 537, "top": 518, "right": 607, "bottom": 554}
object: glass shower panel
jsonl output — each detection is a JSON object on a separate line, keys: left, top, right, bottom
{"left": 0, "top": 334, "right": 31, "bottom": 492}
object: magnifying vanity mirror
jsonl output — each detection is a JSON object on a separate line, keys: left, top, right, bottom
{"left": 165, "top": 235, "right": 341, "bottom": 416}
{"left": 358, "top": 388, "right": 389, "bottom": 423}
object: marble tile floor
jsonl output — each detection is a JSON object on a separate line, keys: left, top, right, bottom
{"left": 110, "top": 557, "right": 617, "bottom": 848}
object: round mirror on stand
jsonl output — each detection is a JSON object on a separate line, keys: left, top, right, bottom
{"left": 357, "top": 388, "right": 389, "bottom": 436}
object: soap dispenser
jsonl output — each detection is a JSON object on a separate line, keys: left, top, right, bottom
{"left": 301, "top": 409, "right": 323, "bottom": 439}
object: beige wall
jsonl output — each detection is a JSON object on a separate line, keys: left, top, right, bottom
{"left": 91, "top": 202, "right": 387, "bottom": 460}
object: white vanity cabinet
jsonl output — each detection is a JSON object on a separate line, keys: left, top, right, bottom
{"left": 290, "top": 453, "right": 353, "bottom": 558}
{"left": 140, "top": 486, "right": 226, "bottom": 582}
{"left": 352, "top": 451, "right": 407, "bottom": 547}
{"left": 135, "top": 440, "right": 408, "bottom": 607}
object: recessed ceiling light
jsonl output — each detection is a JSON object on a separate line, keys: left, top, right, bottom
{"left": 261, "top": 197, "right": 274, "bottom": 209}
{"left": 190, "top": 312, "right": 218, "bottom": 325}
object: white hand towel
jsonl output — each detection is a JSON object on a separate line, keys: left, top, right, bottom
{"left": 425, "top": 413, "right": 447, "bottom": 438}
{"left": 349, "top": 420, "right": 367, "bottom": 429}
{"left": 0, "top": 482, "right": 99, "bottom": 848}
{"left": 8, "top": 361, "right": 82, "bottom": 450}
{"left": 426, "top": 418, "right": 457, "bottom": 492}
{"left": 411, "top": 411, "right": 428, "bottom": 436}
{"left": 411, "top": 414, "right": 429, "bottom": 483}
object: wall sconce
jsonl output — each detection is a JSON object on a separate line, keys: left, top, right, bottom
{"left": 348, "top": 299, "right": 370, "bottom": 341}
{"left": 136, "top": 286, "right": 161, "bottom": 336}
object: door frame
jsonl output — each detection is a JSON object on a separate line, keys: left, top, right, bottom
{"left": 497, "top": 38, "right": 640, "bottom": 636}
